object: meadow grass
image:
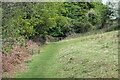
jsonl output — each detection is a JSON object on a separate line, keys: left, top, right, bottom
{"left": 14, "top": 30, "right": 119, "bottom": 78}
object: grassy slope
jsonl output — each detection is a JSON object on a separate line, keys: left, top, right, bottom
{"left": 14, "top": 30, "right": 119, "bottom": 78}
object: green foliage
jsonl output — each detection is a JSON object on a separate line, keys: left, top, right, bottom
{"left": 84, "top": 22, "right": 94, "bottom": 32}
{"left": 2, "top": 2, "right": 116, "bottom": 53}
{"left": 106, "top": 24, "right": 120, "bottom": 31}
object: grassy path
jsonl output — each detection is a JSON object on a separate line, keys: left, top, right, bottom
{"left": 14, "top": 30, "right": 118, "bottom": 78}
{"left": 14, "top": 42, "right": 61, "bottom": 78}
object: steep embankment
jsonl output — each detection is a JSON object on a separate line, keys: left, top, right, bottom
{"left": 14, "top": 30, "right": 119, "bottom": 78}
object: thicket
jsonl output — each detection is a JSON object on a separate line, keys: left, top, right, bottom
{"left": 1, "top": 2, "right": 118, "bottom": 53}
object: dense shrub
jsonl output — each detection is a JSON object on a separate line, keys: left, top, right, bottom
{"left": 106, "top": 24, "right": 120, "bottom": 31}
{"left": 83, "top": 22, "right": 94, "bottom": 32}
{"left": 2, "top": 2, "right": 117, "bottom": 53}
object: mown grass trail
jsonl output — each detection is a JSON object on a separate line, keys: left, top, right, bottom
{"left": 14, "top": 30, "right": 119, "bottom": 78}
{"left": 14, "top": 42, "right": 60, "bottom": 78}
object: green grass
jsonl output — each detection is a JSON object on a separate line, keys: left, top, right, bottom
{"left": 13, "top": 30, "right": 119, "bottom": 78}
